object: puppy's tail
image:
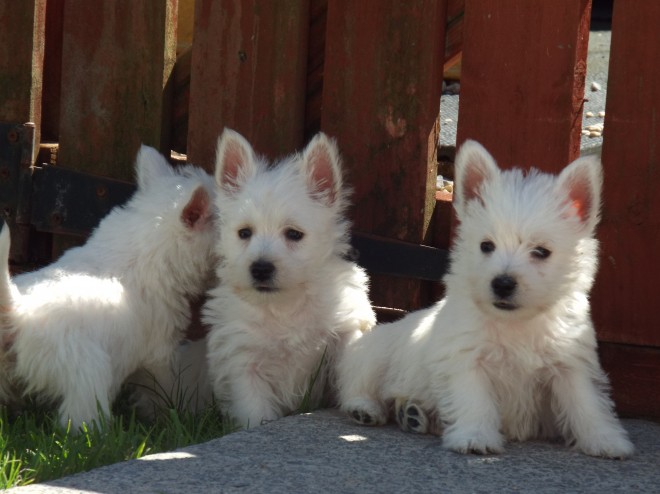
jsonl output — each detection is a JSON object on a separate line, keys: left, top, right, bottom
{"left": 0, "top": 224, "right": 18, "bottom": 404}
{"left": 0, "top": 224, "right": 12, "bottom": 313}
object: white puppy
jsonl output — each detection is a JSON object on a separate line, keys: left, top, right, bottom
{"left": 337, "top": 140, "right": 634, "bottom": 458}
{"left": 204, "top": 129, "right": 375, "bottom": 429}
{"left": 0, "top": 146, "right": 216, "bottom": 429}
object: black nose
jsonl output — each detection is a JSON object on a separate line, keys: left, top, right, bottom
{"left": 250, "top": 260, "right": 275, "bottom": 282}
{"left": 491, "top": 274, "right": 517, "bottom": 299}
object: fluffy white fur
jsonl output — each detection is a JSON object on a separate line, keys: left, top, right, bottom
{"left": 204, "top": 128, "right": 375, "bottom": 429}
{"left": 0, "top": 146, "right": 217, "bottom": 429}
{"left": 337, "top": 140, "right": 634, "bottom": 458}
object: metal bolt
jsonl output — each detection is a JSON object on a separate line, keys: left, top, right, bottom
{"left": 7, "top": 130, "right": 18, "bottom": 143}
{"left": 51, "top": 212, "right": 62, "bottom": 226}
{"left": 96, "top": 185, "right": 107, "bottom": 198}
{"left": 238, "top": 50, "right": 247, "bottom": 62}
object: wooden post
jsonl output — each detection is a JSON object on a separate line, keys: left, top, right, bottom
{"left": 57, "top": 0, "right": 177, "bottom": 181}
{"left": 0, "top": 0, "right": 46, "bottom": 151}
{"left": 594, "top": 2, "right": 660, "bottom": 418}
{"left": 187, "top": 0, "right": 310, "bottom": 170}
{"left": 457, "top": 0, "right": 591, "bottom": 171}
{"left": 0, "top": 0, "right": 46, "bottom": 263}
{"left": 321, "top": 1, "right": 445, "bottom": 310}
{"left": 41, "top": 0, "right": 65, "bottom": 142}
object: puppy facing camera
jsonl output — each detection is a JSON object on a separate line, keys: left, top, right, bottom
{"left": 204, "top": 128, "right": 376, "bottom": 429}
{"left": 338, "top": 140, "right": 634, "bottom": 458}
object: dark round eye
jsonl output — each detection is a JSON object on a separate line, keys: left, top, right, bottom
{"left": 480, "top": 240, "right": 495, "bottom": 254}
{"left": 531, "top": 246, "right": 551, "bottom": 259}
{"left": 238, "top": 227, "right": 252, "bottom": 240}
{"left": 285, "top": 228, "right": 304, "bottom": 242}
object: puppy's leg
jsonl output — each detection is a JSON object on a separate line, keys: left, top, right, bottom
{"left": 337, "top": 337, "right": 388, "bottom": 426}
{"left": 551, "top": 363, "right": 634, "bottom": 458}
{"left": 441, "top": 367, "right": 504, "bottom": 454}
{"left": 395, "top": 397, "right": 429, "bottom": 434}
{"left": 227, "top": 373, "right": 280, "bottom": 429}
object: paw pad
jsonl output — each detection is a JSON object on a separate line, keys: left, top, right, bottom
{"left": 351, "top": 409, "right": 373, "bottom": 425}
{"left": 394, "top": 398, "right": 429, "bottom": 434}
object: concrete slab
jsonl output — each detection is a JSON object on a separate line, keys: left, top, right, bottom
{"left": 9, "top": 410, "right": 660, "bottom": 494}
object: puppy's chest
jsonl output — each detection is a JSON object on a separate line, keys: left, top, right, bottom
{"left": 478, "top": 330, "right": 560, "bottom": 386}
{"left": 249, "top": 309, "right": 335, "bottom": 349}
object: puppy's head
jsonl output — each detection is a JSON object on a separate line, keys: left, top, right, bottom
{"left": 450, "top": 140, "right": 602, "bottom": 320}
{"left": 130, "top": 146, "right": 217, "bottom": 295}
{"left": 213, "top": 129, "right": 351, "bottom": 303}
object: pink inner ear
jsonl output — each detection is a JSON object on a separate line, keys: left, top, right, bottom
{"left": 182, "top": 187, "right": 210, "bottom": 230}
{"left": 462, "top": 166, "right": 487, "bottom": 203}
{"left": 221, "top": 141, "right": 247, "bottom": 188}
{"left": 567, "top": 180, "right": 591, "bottom": 223}
{"left": 308, "top": 147, "right": 336, "bottom": 203}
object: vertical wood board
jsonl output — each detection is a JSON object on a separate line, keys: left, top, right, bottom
{"left": 593, "top": 2, "right": 660, "bottom": 347}
{"left": 321, "top": 0, "right": 446, "bottom": 310}
{"left": 41, "top": 0, "right": 64, "bottom": 142}
{"left": 457, "top": 0, "right": 591, "bottom": 171}
{"left": 0, "top": 0, "right": 46, "bottom": 151}
{"left": 599, "top": 343, "right": 660, "bottom": 420}
{"left": 187, "top": 0, "right": 310, "bottom": 170}
{"left": 322, "top": 0, "right": 445, "bottom": 242}
{"left": 57, "top": 0, "right": 177, "bottom": 181}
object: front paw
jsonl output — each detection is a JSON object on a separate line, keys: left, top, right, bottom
{"left": 443, "top": 426, "right": 505, "bottom": 455}
{"left": 576, "top": 431, "right": 634, "bottom": 459}
{"left": 343, "top": 397, "right": 386, "bottom": 426}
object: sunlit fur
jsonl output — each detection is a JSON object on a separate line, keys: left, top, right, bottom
{"left": 338, "top": 140, "right": 633, "bottom": 458}
{"left": 204, "top": 129, "right": 375, "bottom": 429}
{"left": 0, "top": 146, "right": 217, "bottom": 429}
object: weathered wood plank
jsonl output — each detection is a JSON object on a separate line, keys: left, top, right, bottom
{"left": 57, "top": 0, "right": 177, "bottom": 181}
{"left": 457, "top": 0, "right": 591, "bottom": 171}
{"left": 0, "top": 0, "right": 46, "bottom": 149}
{"left": 599, "top": 343, "right": 660, "bottom": 420}
{"left": 321, "top": 0, "right": 446, "bottom": 310}
{"left": 594, "top": 2, "right": 660, "bottom": 347}
{"left": 187, "top": 0, "right": 310, "bottom": 170}
{"left": 41, "top": 0, "right": 64, "bottom": 142}
{"left": 0, "top": 1, "right": 45, "bottom": 263}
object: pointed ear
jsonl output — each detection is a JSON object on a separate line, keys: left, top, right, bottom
{"left": 556, "top": 155, "right": 603, "bottom": 234}
{"left": 301, "top": 133, "right": 343, "bottom": 205}
{"left": 214, "top": 128, "right": 257, "bottom": 192}
{"left": 453, "top": 140, "right": 500, "bottom": 216}
{"left": 135, "top": 145, "right": 173, "bottom": 189}
{"left": 181, "top": 186, "right": 212, "bottom": 231}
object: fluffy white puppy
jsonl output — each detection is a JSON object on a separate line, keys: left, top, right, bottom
{"left": 0, "top": 146, "right": 216, "bottom": 429}
{"left": 338, "top": 140, "right": 634, "bottom": 458}
{"left": 204, "top": 129, "right": 375, "bottom": 429}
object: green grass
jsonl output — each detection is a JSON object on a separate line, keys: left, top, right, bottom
{"left": 0, "top": 398, "right": 236, "bottom": 489}
{"left": 0, "top": 352, "right": 330, "bottom": 489}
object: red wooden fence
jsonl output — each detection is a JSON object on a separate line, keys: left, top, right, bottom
{"left": 0, "top": 0, "right": 657, "bottom": 419}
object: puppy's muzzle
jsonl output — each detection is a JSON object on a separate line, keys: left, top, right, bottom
{"left": 250, "top": 260, "right": 276, "bottom": 291}
{"left": 491, "top": 274, "right": 517, "bottom": 310}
